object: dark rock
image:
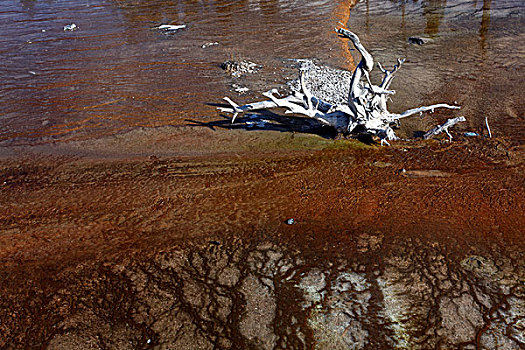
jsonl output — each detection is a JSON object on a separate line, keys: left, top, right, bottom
{"left": 408, "top": 37, "right": 425, "bottom": 45}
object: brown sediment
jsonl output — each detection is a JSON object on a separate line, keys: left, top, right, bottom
{"left": 0, "top": 133, "right": 523, "bottom": 349}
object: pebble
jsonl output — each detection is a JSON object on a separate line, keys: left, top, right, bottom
{"left": 408, "top": 37, "right": 426, "bottom": 45}
{"left": 201, "top": 42, "right": 218, "bottom": 49}
{"left": 464, "top": 132, "right": 479, "bottom": 137}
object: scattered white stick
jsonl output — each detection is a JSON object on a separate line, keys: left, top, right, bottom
{"left": 485, "top": 117, "right": 492, "bottom": 138}
{"left": 424, "top": 116, "right": 466, "bottom": 141}
{"left": 63, "top": 24, "right": 78, "bottom": 31}
{"left": 202, "top": 42, "right": 218, "bottom": 48}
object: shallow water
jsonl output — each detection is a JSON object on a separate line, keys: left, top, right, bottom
{"left": 347, "top": 0, "right": 525, "bottom": 142}
{"left": 0, "top": 0, "right": 351, "bottom": 146}
{"left": 0, "top": 0, "right": 523, "bottom": 146}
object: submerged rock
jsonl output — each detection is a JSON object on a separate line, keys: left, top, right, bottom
{"left": 408, "top": 37, "right": 426, "bottom": 45}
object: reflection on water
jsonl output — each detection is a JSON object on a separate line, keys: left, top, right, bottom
{"left": 479, "top": 0, "right": 491, "bottom": 51}
{"left": 0, "top": 0, "right": 523, "bottom": 146}
{"left": 422, "top": 0, "right": 447, "bottom": 36}
{"left": 348, "top": 0, "right": 524, "bottom": 142}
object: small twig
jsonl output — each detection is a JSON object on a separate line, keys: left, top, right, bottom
{"left": 485, "top": 117, "right": 492, "bottom": 138}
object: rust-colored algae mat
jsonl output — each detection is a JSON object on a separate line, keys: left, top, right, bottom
{"left": 1, "top": 137, "right": 524, "bottom": 348}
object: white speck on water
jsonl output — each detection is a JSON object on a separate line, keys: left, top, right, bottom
{"left": 63, "top": 23, "right": 78, "bottom": 31}
{"left": 155, "top": 24, "right": 186, "bottom": 31}
{"left": 201, "top": 42, "right": 219, "bottom": 48}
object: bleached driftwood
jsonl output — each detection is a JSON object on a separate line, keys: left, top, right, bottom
{"left": 219, "top": 28, "right": 462, "bottom": 145}
{"left": 423, "top": 116, "right": 466, "bottom": 141}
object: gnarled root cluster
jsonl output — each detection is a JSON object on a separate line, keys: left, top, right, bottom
{"left": 219, "top": 28, "right": 463, "bottom": 145}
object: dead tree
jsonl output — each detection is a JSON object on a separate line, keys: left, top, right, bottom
{"left": 219, "top": 28, "right": 462, "bottom": 145}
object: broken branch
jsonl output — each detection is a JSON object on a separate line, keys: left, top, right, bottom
{"left": 424, "top": 116, "right": 466, "bottom": 141}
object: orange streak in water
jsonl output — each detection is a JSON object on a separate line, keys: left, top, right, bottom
{"left": 332, "top": 0, "right": 359, "bottom": 70}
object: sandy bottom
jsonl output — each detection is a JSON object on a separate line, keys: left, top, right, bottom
{"left": 0, "top": 129, "right": 524, "bottom": 349}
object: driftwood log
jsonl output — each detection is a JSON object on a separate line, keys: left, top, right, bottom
{"left": 219, "top": 28, "right": 463, "bottom": 145}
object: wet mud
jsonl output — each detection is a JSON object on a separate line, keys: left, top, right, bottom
{"left": 1, "top": 138, "right": 524, "bottom": 349}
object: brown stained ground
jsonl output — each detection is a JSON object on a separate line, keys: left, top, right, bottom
{"left": 0, "top": 133, "right": 524, "bottom": 349}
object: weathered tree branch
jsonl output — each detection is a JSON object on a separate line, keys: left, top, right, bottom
{"left": 391, "top": 104, "right": 461, "bottom": 120}
{"left": 424, "top": 116, "right": 466, "bottom": 141}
